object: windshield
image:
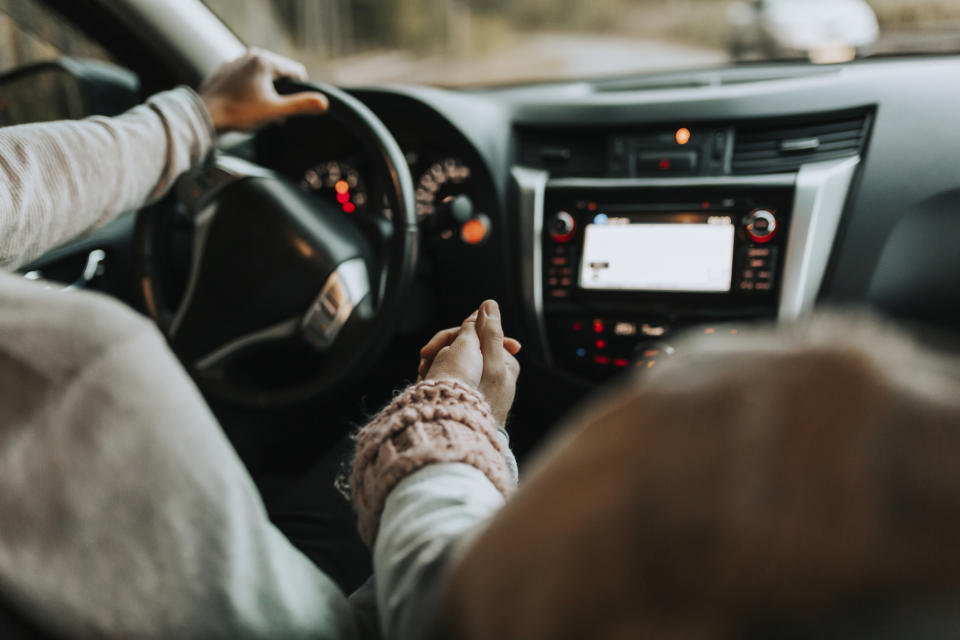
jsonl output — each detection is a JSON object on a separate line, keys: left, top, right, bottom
{"left": 202, "top": 0, "right": 960, "bottom": 88}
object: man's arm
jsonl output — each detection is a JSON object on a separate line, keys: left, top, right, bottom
{"left": 0, "top": 273, "right": 360, "bottom": 638}
{"left": 0, "top": 48, "right": 328, "bottom": 270}
{"left": 0, "top": 89, "right": 213, "bottom": 269}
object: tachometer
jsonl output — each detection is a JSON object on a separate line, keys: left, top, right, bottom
{"left": 301, "top": 160, "right": 367, "bottom": 215}
{"left": 415, "top": 158, "right": 472, "bottom": 222}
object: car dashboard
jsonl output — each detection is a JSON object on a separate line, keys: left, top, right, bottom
{"left": 22, "top": 55, "right": 960, "bottom": 441}
{"left": 252, "top": 58, "right": 960, "bottom": 392}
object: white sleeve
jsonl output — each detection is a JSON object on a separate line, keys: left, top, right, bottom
{"left": 0, "top": 87, "right": 214, "bottom": 269}
{"left": 373, "top": 463, "right": 507, "bottom": 640}
{"left": 0, "top": 280, "right": 359, "bottom": 639}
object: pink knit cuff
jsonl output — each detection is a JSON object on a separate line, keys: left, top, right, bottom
{"left": 351, "top": 379, "right": 514, "bottom": 546}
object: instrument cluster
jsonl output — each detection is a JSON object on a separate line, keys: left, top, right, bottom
{"left": 299, "top": 151, "right": 490, "bottom": 245}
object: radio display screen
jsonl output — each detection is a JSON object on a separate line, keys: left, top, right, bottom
{"left": 580, "top": 217, "right": 735, "bottom": 293}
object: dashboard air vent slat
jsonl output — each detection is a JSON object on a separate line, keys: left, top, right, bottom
{"left": 732, "top": 113, "right": 869, "bottom": 174}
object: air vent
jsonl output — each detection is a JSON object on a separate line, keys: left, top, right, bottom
{"left": 732, "top": 113, "right": 869, "bottom": 174}
{"left": 516, "top": 129, "right": 607, "bottom": 177}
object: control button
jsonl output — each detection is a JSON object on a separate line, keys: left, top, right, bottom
{"left": 634, "top": 342, "right": 676, "bottom": 369}
{"left": 744, "top": 209, "right": 778, "bottom": 243}
{"left": 551, "top": 257, "right": 569, "bottom": 266}
{"left": 595, "top": 339, "right": 606, "bottom": 350}
{"left": 549, "top": 289, "right": 570, "bottom": 298}
{"left": 637, "top": 151, "right": 698, "bottom": 173}
{"left": 614, "top": 321, "right": 638, "bottom": 337}
{"left": 595, "top": 355, "right": 611, "bottom": 366}
{"left": 613, "top": 358, "right": 629, "bottom": 368}
{"left": 549, "top": 211, "right": 576, "bottom": 243}
{"left": 593, "top": 319, "right": 605, "bottom": 334}
{"left": 640, "top": 323, "right": 668, "bottom": 337}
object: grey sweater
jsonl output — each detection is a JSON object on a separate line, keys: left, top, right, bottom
{"left": 0, "top": 88, "right": 507, "bottom": 639}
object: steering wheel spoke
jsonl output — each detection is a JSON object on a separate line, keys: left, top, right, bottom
{"left": 302, "top": 258, "right": 372, "bottom": 350}
{"left": 195, "top": 317, "right": 300, "bottom": 372}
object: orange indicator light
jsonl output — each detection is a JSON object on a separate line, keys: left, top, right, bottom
{"left": 676, "top": 128, "right": 691, "bottom": 145}
{"left": 461, "top": 218, "right": 488, "bottom": 245}
{"left": 335, "top": 180, "right": 350, "bottom": 194}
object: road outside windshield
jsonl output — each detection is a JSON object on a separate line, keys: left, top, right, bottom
{"left": 204, "top": 0, "right": 960, "bottom": 87}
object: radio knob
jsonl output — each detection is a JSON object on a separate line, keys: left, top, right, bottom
{"left": 549, "top": 210, "right": 576, "bottom": 242}
{"left": 744, "top": 209, "right": 778, "bottom": 243}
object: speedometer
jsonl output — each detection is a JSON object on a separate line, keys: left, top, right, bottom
{"left": 301, "top": 160, "right": 367, "bottom": 215}
{"left": 415, "top": 158, "right": 471, "bottom": 222}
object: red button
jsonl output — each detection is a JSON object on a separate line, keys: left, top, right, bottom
{"left": 572, "top": 322, "right": 583, "bottom": 332}
{"left": 613, "top": 358, "right": 629, "bottom": 368}
{"left": 595, "top": 339, "right": 606, "bottom": 349}
{"left": 594, "top": 356, "right": 611, "bottom": 365}
{"left": 593, "top": 320, "right": 604, "bottom": 333}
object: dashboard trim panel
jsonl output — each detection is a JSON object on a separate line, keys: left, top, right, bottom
{"left": 779, "top": 155, "right": 860, "bottom": 319}
{"left": 546, "top": 175, "right": 796, "bottom": 189}
{"left": 517, "top": 159, "right": 861, "bottom": 362}
{"left": 512, "top": 166, "right": 552, "bottom": 364}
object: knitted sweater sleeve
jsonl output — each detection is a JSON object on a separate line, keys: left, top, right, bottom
{"left": 351, "top": 378, "right": 518, "bottom": 546}
{"left": 0, "top": 87, "right": 214, "bottom": 270}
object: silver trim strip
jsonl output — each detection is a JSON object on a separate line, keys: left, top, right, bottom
{"left": 779, "top": 156, "right": 860, "bottom": 319}
{"left": 511, "top": 166, "right": 552, "bottom": 363}
{"left": 301, "top": 258, "right": 371, "bottom": 350}
{"left": 546, "top": 174, "right": 796, "bottom": 189}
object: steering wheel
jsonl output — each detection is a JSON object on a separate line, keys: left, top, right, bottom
{"left": 134, "top": 81, "right": 418, "bottom": 407}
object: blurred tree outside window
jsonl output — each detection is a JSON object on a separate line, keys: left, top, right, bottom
{"left": 0, "top": 0, "right": 112, "bottom": 75}
{"left": 203, "top": 0, "right": 960, "bottom": 87}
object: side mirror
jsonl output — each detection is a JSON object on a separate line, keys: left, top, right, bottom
{"left": 0, "top": 58, "right": 140, "bottom": 127}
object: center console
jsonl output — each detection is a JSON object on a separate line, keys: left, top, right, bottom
{"left": 541, "top": 182, "right": 790, "bottom": 375}
{"left": 513, "top": 159, "right": 861, "bottom": 381}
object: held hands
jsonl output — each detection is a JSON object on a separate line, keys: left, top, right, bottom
{"left": 420, "top": 300, "right": 521, "bottom": 426}
{"left": 199, "top": 48, "right": 329, "bottom": 133}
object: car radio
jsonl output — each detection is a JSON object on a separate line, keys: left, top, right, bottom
{"left": 540, "top": 183, "right": 793, "bottom": 377}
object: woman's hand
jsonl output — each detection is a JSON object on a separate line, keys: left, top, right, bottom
{"left": 422, "top": 300, "right": 521, "bottom": 426}
{"left": 199, "top": 48, "right": 329, "bottom": 133}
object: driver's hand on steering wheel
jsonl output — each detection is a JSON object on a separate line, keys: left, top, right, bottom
{"left": 420, "top": 300, "right": 522, "bottom": 426}
{"left": 199, "top": 48, "right": 329, "bottom": 133}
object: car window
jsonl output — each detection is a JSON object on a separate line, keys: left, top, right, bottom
{"left": 0, "top": 0, "right": 113, "bottom": 75}
{"left": 203, "top": 0, "right": 960, "bottom": 88}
